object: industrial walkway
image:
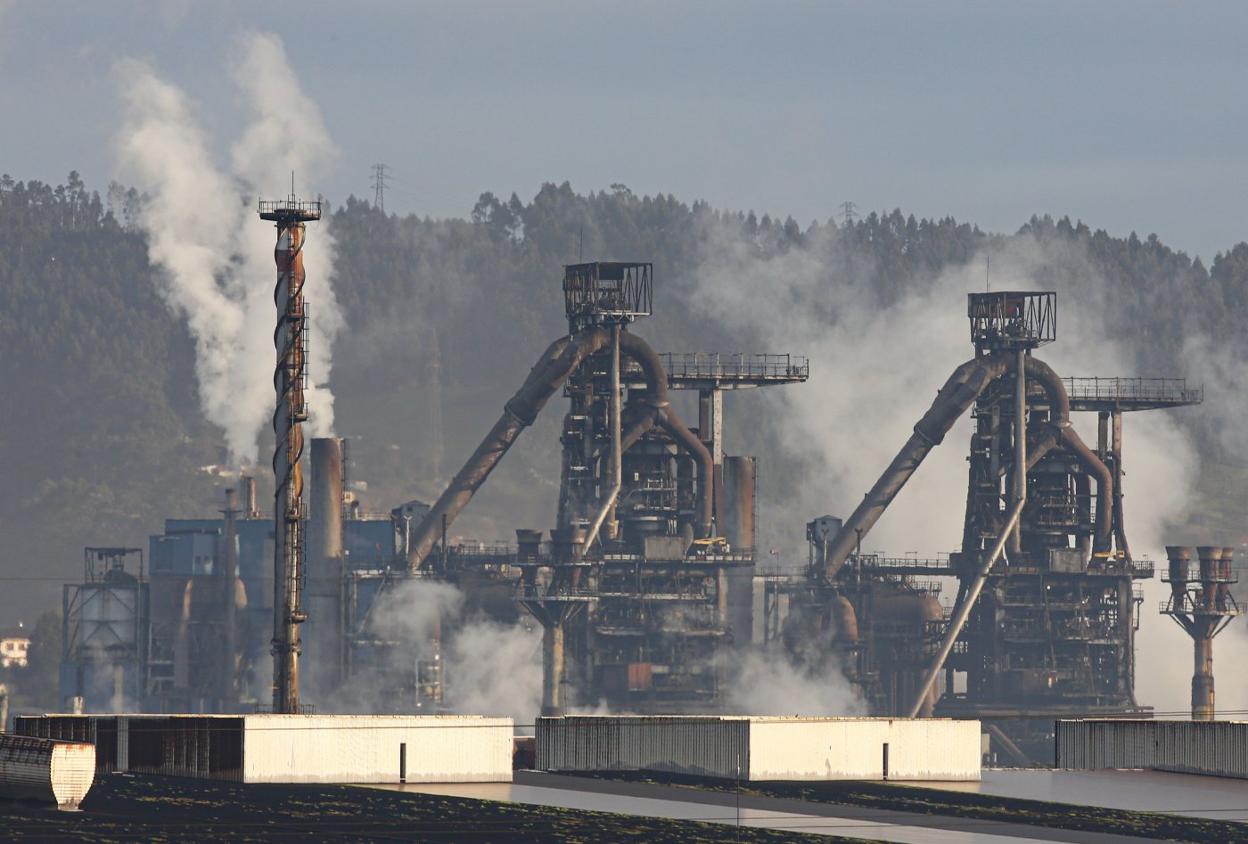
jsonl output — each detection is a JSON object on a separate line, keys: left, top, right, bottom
{"left": 369, "top": 771, "right": 1164, "bottom": 843}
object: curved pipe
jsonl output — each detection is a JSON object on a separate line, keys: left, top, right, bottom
{"left": 407, "top": 328, "right": 611, "bottom": 570}
{"left": 822, "top": 352, "right": 1011, "bottom": 580}
{"left": 617, "top": 332, "right": 714, "bottom": 538}
{"left": 825, "top": 352, "right": 1113, "bottom": 582}
{"left": 1022, "top": 357, "right": 1112, "bottom": 552}
{"left": 1061, "top": 426, "right": 1113, "bottom": 553}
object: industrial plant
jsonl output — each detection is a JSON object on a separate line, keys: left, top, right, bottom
{"left": 46, "top": 239, "right": 1219, "bottom": 772}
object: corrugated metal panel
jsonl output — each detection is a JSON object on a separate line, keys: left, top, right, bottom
{"left": 241, "top": 715, "right": 513, "bottom": 784}
{"left": 1056, "top": 720, "right": 1248, "bottom": 779}
{"left": 537, "top": 716, "right": 980, "bottom": 782}
{"left": 16, "top": 714, "right": 507, "bottom": 784}
{"left": 0, "top": 734, "right": 95, "bottom": 808}
{"left": 537, "top": 716, "right": 749, "bottom": 779}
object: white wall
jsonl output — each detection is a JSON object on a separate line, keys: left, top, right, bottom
{"left": 748, "top": 717, "right": 980, "bottom": 782}
{"left": 241, "top": 715, "right": 513, "bottom": 784}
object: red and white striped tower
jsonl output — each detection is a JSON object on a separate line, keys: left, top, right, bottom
{"left": 259, "top": 192, "right": 321, "bottom": 714}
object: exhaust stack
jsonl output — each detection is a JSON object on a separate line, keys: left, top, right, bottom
{"left": 259, "top": 193, "right": 322, "bottom": 714}
{"left": 1162, "top": 544, "right": 1240, "bottom": 721}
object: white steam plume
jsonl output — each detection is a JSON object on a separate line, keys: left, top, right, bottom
{"left": 329, "top": 579, "right": 543, "bottom": 722}
{"left": 722, "top": 650, "right": 865, "bottom": 716}
{"left": 115, "top": 32, "right": 340, "bottom": 465}
{"left": 692, "top": 221, "right": 1229, "bottom": 716}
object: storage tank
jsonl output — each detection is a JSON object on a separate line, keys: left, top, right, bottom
{"left": 0, "top": 735, "right": 95, "bottom": 809}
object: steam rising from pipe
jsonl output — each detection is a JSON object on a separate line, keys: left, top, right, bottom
{"left": 691, "top": 222, "right": 1234, "bottom": 716}
{"left": 114, "top": 32, "right": 340, "bottom": 465}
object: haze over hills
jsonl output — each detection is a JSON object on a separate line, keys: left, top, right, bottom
{"left": 3, "top": 172, "right": 1248, "bottom": 710}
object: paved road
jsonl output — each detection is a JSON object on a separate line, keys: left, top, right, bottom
{"left": 367, "top": 772, "right": 1162, "bottom": 843}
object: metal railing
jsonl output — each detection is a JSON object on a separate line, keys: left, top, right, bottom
{"left": 1062, "top": 377, "right": 1203, "bottom": 406}
{"left": 856, "top": 554, "right": 955, "bottom": 573}
{"left": 659, "top": 353, "right": 809, "bottom": 382}
{"left": 257, "top": 197, "right": 322, "bottom": 220}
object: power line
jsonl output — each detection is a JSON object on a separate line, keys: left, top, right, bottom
{"left": 840, "top": 200, "right": 857, "bottom": 226}
{"left": 371, "top": 163, "right": 390, "bottom": 214}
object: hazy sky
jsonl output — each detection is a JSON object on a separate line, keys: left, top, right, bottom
{"left": 3, "top": 0, "right": 1245, "bottom": 259}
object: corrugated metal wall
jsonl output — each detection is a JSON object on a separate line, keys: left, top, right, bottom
{"left": 537, "top": 716, "right": 750, "bottom": 779}
{"left": 537, "top": 716, "right": 981, "bottom": 781}
{"left": 17, "top": 714, "right": 513, "bottom": 784}
{"left": 1056, "top": 720, "right": 1248, "bottom": 779}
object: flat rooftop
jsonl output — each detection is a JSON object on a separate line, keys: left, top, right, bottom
{"left": 900, "top": 767, "right": 1248, "bottom": 822}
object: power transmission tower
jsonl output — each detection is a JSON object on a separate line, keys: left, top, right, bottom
{"left": 371, "top": 163, "right": 389, "bottom": 213}
{"left": 840, "top": 200, "right": 857, "bottom": 226}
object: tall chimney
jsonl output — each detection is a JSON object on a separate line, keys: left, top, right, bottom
{"left": 259, "top": 192, "right": 321, "bottom": 714}
{"left": 241, "top": 476, "right": 259, "bottom": 519}
{"left": 306, "top": 437, "right": 346, "bottom": 694}
{"left": 220, "top": 487, "right": 240, "bottom": 708}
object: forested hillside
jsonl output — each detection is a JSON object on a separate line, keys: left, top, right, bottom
{"left": 3, "top": 173, "right": 1246, "bottom": 630}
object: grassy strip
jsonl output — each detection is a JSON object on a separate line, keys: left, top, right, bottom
{"left": 0, "top": 773, "right": 857, "bottom": 843}
{"left": 578, "top": 770, "right": 1243, "bottom": 843}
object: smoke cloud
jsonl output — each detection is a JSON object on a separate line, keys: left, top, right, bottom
{"left": 330, "top": 578, "right": 543, "bottom": 722}
{"left": 115, "top": 32, "right": 340, "bottom": 465}
{"left": 722, "top": 649, "right": 865, "bottom": 716}
{"left": 690, "top": 220, "right": 1231, "bottom": 716}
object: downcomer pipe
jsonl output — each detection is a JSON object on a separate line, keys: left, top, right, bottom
{"left": 908, "top": 348, "right": 1028, "bottom": 718}
{"left": 1021, "top": 357, "right": 1114, "bottom": 554}
{"left": 407, "top": 328, "right": 611, "bottom": 570}
{"left": 821, "top": 352, "right": 1011, "bottom": 581}
{"left": 616, "top": 332, "right": 714, "bottom": 538}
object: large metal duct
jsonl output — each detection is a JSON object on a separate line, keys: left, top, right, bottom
{"left": 1197, "top": 546, "right": 1222, "bottom": 612}
{"left": 909, "top": 349, "right": 1029, "bottom": 717}
{"left": 821, "top": 353, "right": 1011, "bottom": 580}
{"left": 406, "top": 328, "right": 612, "bottom": 570}
{"left": 617, "top": 332, "right": 714, "bottom": 538}
{"left": 1021, "top": 357, "right": 1114, "bottom": 553}
{"left": 1166, "top": 545, "right": 1191, "bottom": 601}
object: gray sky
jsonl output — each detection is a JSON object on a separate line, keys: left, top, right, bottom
{"left": 3, "top": 0, "right": 1245, "bottom": 259}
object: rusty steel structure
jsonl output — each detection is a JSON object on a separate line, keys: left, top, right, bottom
{"left": 770, "top": 291, "right": 1201, "bottom": 761}
{"left": 395, "top": 261, "right": 806, "bottom": 714}
{"left": 1161, "top": 545, "right": 1240, "bottom": 720}
{"left": 259, "top": 195, "right": 321, "bottom": 714}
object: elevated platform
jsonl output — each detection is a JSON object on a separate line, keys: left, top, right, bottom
{"left": 1063, "top": 377, "right": 1203, "bottom": 412}
{"left": 854, "top": 554, "right": 955, "bottom": 575}
{"left": 849, "top": 553, "right": 1154, "bottom": 578}
{"left": 628, "top": 353, "right": 808, "bottom": 390}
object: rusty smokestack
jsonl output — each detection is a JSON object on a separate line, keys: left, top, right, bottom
{"left": 307, "top": 437, "right": 346, "bottom": 694}
{"left": 259, "top": 194, "right": 321, "bottom": 714}
{"left": 220, "top": 486, "right": 240, "bottom": 707}
{"left": 241, "top": 476, "right": 259, "bottom": 519}
{"left": 542, "top": 623, "right": 566, "bottom": 716}
{"left": 721, "top": 456, "right": 756, "bottom": 551}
